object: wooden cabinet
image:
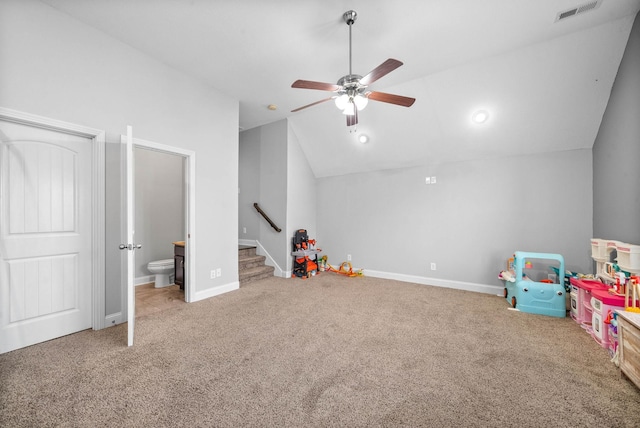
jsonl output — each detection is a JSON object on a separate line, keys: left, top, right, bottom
{"left": 173, "top": 241, "right": 185, "bottom": 290}
{"left": 617, "top": 311, "right": 640, "bottom": 389}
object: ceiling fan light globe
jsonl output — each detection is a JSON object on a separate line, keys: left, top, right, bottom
{"left": 342, "top": 101, "right": 355, "bottom": 116}
{"left": 335, "top": 94, "right": 349, "bottom": 110}
{"left": 354, "top": 94, "right": 368, "bottom": 110}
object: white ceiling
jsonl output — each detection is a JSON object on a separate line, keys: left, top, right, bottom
{"left": 41, "top": 0, "right": 640, "bottom": 177}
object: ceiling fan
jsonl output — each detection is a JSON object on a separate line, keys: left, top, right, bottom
{"left": 291, "top": 10, "right": 416, "bottom": 127}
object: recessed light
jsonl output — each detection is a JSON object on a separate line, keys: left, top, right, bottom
{"left": 267, "top": 104, "right": 277, "bottom": 111}
{"left": 472, "top": 110, "right": 489, "bottom": 124}
{"left": 358, "top": 134, "right": 369, "bottom": 144}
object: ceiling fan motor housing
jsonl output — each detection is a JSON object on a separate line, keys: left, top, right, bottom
{"left": 337, "top": 74, "right": 365, "bottom": 94}
{"left": 337, "top": 74, "right": 362, "bottom": 86}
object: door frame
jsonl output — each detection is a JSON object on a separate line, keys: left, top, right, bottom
{"left": 0, "top": 107, "right": 106, "bottom": 330}
{"left": 122, "top": 136, "right": 196, "bottom": 307}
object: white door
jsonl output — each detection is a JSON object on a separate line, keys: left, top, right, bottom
{"left": 0, "top": 120, "right": 93, "bottom": 353}
{"left": 121, "top": 126, "right": 137, "bottom": 346}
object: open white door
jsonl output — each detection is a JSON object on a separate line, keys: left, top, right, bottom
{"left": 120, "top": 126, "right": 138, "bottom": 346}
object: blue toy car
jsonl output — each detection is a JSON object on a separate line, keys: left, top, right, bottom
{"left": 503, "top": 251, "right": 566, "bottom": 318}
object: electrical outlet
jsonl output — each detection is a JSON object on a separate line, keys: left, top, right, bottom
{"left": 210, "top": 270, "right": 216, "bottom": 279}
{"left": 430, "top": 263, "right": 437, "bottom": 271}
{"left": 243, "top": 227, "right": 247, "bottom": 234}
{"left": 431, "top": 176, "right": 437, "bottom": 184}
{"left": 347, "top": 254, "right": 352, "bottom": 261}
{"left": 425, "top": 177, "right": 431, "bottom": 184}
{"left": 216, "top": 268, "right": 222, "bottom": 277}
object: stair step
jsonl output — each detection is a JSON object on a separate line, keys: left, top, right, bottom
{"left": 238, "top": 245, "right": 257, "bottom": 258}
{"left": 238, "top": 245, "right": 273, "bottom": 285}
{"left": 239, "top": 265, "right": 275, "bottom": 285}
{"left": 239, "top": 254, "right": 266, "bottom": 270}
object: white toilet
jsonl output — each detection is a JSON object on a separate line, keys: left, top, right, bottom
{"left": 147, "top": 259, "right": 174, "bottom": 288}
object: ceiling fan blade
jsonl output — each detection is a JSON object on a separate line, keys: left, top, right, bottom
{"left": 359, "top": 59, "right": 403, "bottom": 86}
{"left": 291, "top": 97, "right": 334, "bottom": 113}
{"left": 368, "top": 91, "right": 416, "bottom": 107}
{"left": 292, "top": 80, "right": 341, "bottom": 91}
{"left": 346, "top": 109, "right": 358, "bottom": 127}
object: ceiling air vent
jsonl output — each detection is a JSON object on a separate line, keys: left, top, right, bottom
{"left": 555, "top": 0, "right": 602, "bottom": 22}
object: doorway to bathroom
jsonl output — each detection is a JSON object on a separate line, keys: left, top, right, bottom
{"left": 126, "top": 137, "right": 195, "bottom": 319}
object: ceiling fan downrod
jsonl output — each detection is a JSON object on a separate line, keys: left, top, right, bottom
{"left": 343, "top": 10, "right": 357, "bottom": 77}
{"left": 337, "top": 10, "right": 365, "bottom": 118}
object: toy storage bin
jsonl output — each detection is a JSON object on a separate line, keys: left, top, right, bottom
{"left": 591, "top": 238, "right": 607, "bottom": 259}
{"left": 616, "top": 243, "right": 640, "bottom": 272}
{"left": 591, "top": 289, "right": 626, "bottom": 348}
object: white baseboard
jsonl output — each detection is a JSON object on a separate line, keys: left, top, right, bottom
{"left": 239, "top": 241, "right": 500, "bottom": 291}
{"left": 104, "top": 312, "right": 123, "bottom": 327}
{"left": 364, "top": 269, "right": 503, "bottom": 295}
{"left": 135, "top": 275, "right": 154, "bottom": 286}
{"left": 192, "top": 281, "right": 239, "bottom": 302}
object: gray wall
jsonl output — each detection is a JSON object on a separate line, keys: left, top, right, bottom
{"left": 239, "top": 119, "right": 317, "bottom": 274}
{"left": 286, "top": 125, "right": 317, "bottom": 272}
{"left": 1, "top": 1, "right": 239, "bottom": 319}
{"left": 258, "top": 120, "right": 288, "bottom": 270}
{"left": 593, "top": 12, "right": 640, "bottom": 244}
{"left": 317, "top": 149, "right": 593, "bottom": 288}
{"left": 134, "top": 148, "right": 185, "bottom": 279}
{"left": 239, "top": 120, "right": 289, "bottom": 270}
{"left": 239, "top": 127, "right": 261, "bottom": 241}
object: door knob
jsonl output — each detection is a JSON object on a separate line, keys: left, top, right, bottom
{"left": 119, "top": 244, "right": 142, "bottom": 250}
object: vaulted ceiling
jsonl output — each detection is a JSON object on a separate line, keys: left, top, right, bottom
{"left": 42, "top": 0, "right": 640, "bottom": 177}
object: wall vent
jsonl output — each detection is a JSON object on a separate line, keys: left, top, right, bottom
{"left": 555, "top": 0, "right": 601, "bottom": 22}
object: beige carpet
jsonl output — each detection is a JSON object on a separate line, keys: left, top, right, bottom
{"left": 1, "top": 273, "right": 639, "bottom": 427}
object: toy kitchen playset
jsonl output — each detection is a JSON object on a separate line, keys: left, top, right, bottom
{"left": 500, "top": 239, "right": 640, "bottom": 389}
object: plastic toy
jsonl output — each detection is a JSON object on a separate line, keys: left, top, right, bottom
{"left": 291, "top": 229, "right": 322, "bottom": 278}
{"left": 591, "top": 288, "right": 626, "bottom": 347}
{"left": 326, "top": 261, "right": 363, "bottom": 277}
{"left": 569, "top": 277, "right": 607, "bottom": 325}
{"left": 503, "top": 251, "right": 566, "bottom": 318}
{"left": 625, "top": 276, "right": 640, "bottom": 313}
{"left": 498, "top": 270, "right": 515, "bottom": 282}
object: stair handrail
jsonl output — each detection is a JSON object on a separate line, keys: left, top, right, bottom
{"left": 253, "top": 203, "right": 281, "bottom": 233}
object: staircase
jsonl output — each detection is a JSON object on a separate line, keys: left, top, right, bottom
{"left": 239, "top": 245, "right": 275, "bottom": 285}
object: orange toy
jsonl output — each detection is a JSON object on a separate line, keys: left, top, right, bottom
{"left": 327, "top": 261, "right": 363, "bottom": 277}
